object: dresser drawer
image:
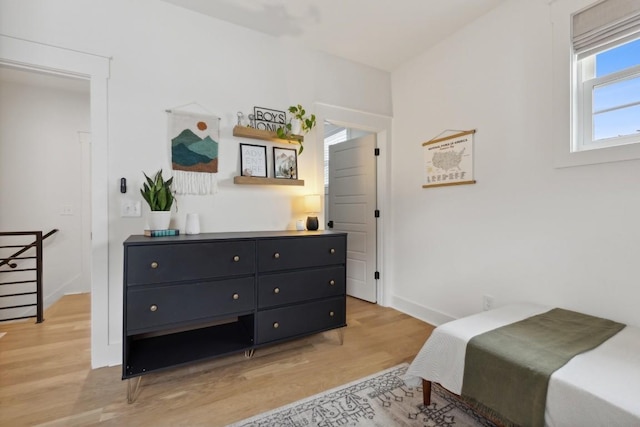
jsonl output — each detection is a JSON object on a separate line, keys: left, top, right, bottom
{"left": 257, "top": 235, "right": 346, "bottom": 272}
{"left": 255, "top": 297, "right": 346, "bottom": 344}
{"left": 126, "top": 241, "right": 255, "bottom": 285}
{"left": 258, "top": 266, "right": 345, "bottom": 309}
{"left": 126, "top": 277, "right": 254, "bottom": 333}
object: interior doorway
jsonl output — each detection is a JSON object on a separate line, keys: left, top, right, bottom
{"left": 315, "top": 103, "right": 392, "bottom": 306}
{"left": 326, "top": 131, "right": 377, "bottom": 302}
{"left": 0, "top": 65, "right": 91, "bottom": 314}
{"left": 0, "top": 35, "right": 113, "bottom": 367}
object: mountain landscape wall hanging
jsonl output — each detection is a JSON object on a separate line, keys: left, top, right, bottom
{"left": 168, "top": 110, "right": 220, "bottom": 194}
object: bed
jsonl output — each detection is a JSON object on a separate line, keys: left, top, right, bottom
{"left": 405, "top": 303, "right": 640, "bottom": 426}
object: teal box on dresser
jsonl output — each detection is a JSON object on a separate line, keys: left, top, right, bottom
{"left": 122, "top": 230, "right": 347, "bottom": 396}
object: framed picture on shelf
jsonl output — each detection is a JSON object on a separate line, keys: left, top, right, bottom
{"left": 273, "top": 147, "right": 298, "bottom": 179}
{"left": 240, "top": 143, "right": 267, "bottom": 177}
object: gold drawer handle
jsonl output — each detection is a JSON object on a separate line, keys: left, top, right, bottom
{"left": 150, "top": 262, "right": 158, "bottom": 269}
{"left": 150, "top": 304, "right": 158, "bottom": 312}
{"left": 329, "top": 311, "right": 335, "bottom": 317}
{"left": 330, "top": 248, "right": 336, "bottom": 254}
{"left": 232, "top": 293, "right": 239, "bottom": 300}
{"left": 273, "top": 322, "right": 279, "bottom": 329}
{"left": 274, "top": 287, "right": 280, "bottom": 294}
{"left": 233, "top": 255, "right": 240, "bottom": 262}
{"left": 329, "top": 280, "right": 335, "bottom": 286}
{"left": 273, "top": 252, "right": 280, "bottom": 259}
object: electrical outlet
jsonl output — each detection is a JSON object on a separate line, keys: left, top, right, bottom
{"left": 60, "top": 205, "right": 74, "bottom": 215}
{"left": 483, "top": 294, "right": 495, "bottom": 311}
{"left": 121, "top": 200, "right": 141, "bottom": 217}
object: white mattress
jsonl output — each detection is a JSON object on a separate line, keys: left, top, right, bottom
{"left": 405, "top": 303, "right": 640, "bottom": 426}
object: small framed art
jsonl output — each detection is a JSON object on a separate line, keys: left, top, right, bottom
{"left": 240, "top": 143, "right": 267, "bottom": 177}
{"left": 273, "top": 147, "right": 298, "bottom": 179}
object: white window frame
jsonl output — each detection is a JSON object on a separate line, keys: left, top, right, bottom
{"left": 575, "top": 43, "right": 640, "bottom": 152}
{"left": 552, "top": 0, "right": 640, "bottom": 168}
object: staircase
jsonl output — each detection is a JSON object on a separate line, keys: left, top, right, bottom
{"left": 0, "top": 229, "right": 58, "bottom": 323}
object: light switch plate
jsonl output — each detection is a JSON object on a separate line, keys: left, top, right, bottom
{"left": 121, "top": 200, "right": 141, "bottom": 217}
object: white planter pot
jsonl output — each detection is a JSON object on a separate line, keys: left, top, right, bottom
{"left": 147, "top": 211, "right": 171, "bottom": 230}
{"left": 290, "top": 118, "right": 302, "bottom": 135}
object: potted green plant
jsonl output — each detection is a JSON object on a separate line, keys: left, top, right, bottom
{"left": 140, "top": 169, "right": 175, "bottom": 230}
{"left": 276, "top": 104, "right": 317, "bottom": 154}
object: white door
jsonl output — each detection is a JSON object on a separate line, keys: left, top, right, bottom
{"left": 328, "top": 134, "right": 377, "bottom": 302}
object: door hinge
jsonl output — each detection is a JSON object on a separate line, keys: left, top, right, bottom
{"left": 374, "top": 209, "right": 380, "bottom": 218}
{"left": 375, "top": 271, "right": 380, "bottom": 280}
{"left": 374, "top": 148, "right": 380, "bottom": 156}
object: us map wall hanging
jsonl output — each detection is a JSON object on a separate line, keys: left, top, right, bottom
{"left": 168, "top": 110, "right": 220, "bottom": 194}
{"left": 422, "top": 129, "right": 476, "bottom": 189}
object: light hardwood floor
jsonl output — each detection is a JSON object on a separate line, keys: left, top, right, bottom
{"left": 0, "top": 293, "right": 433, "bottom": 426}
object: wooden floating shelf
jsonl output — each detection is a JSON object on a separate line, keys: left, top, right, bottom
{"left": 233, "top": 176, "right": 305, "bottom": 186}
{"left": 233, "top": 125, "right": 303, "bottom": 144}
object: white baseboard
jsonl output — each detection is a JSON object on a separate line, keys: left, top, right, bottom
{"left": 43, "top": 273, "right": 84, "bottom": 308}
{"left": 389, "top": 294, "right": 456, "bottom": 327}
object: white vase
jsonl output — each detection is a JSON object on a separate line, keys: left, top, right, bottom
{"left": 185, "top": 213, "right": 200, "bottom": 235}
{"left": 290, "top": 118, "right": 302, "bottom": 135}
{"left": 148, "top": 211, "right": 171, "bottom": 230}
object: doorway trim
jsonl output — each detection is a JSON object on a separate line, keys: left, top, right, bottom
{"left": 0, "top": 35, "right": 113, "bottom": 367}
{"left": 314, "top": 103, "right": 392, "bottom": 306}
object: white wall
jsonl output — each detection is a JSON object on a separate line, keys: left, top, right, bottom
{"left": 390, "top": 0, "right": 640, "bottom": 327}
{"left": 0, "top": 0, "right": 392, "bottom": 363}
{"left": 0, "top": 70, "right": 90, "bottom": 316}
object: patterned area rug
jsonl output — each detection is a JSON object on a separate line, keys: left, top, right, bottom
{"left": 227, "top": 364, "right": 497, "bottom": 427}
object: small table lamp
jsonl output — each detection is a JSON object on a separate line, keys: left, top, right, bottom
{"left": 304, "top": 194, "right": 321, "bottom": 231}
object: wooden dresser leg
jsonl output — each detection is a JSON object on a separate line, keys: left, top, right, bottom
{"left": 422, "top": 379, "right": 432, "bottom": 406}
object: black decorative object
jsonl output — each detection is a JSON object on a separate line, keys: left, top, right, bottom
{"left": 253, "top": 106, "right": 286, "bottom": 131}
{"left": 306, "top": 216, "right": 319, "bottom": 231}
{"left": 304, "top": 194, "right": 321, "bottom": 231}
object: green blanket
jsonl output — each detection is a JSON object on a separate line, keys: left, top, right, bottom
{"left": 461, "top": 308, "right": 625, "bottom": 427}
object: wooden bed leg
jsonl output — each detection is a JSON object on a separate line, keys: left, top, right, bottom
{"left": 422, "top": 379, "right": 432, "bottom": 406}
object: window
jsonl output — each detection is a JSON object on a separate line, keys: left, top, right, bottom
{"left": 575, "top": 37, "right": 640, "bottom": 151}
{"left": 572, "top": 0, "right": 640, "bottom": 153}
{"left": 324, "top": 127, "right": 348, "bottom": 191}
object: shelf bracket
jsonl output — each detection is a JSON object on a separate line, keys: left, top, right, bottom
{"left": 127, "top": 376, "right": 142, "bottom": 404}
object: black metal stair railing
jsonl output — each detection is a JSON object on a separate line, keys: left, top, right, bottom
{"left": 0, "top": 229, "right": 58, "bottom": 323}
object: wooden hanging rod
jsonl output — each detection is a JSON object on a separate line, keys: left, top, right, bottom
{"left": 422, "top": 129, "right": 476, "bottom": 146}
{"left": 422, "top": 180, "right": 476, "bottom": 189}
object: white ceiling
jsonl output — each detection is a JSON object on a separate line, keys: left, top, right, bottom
{"left": 161, "top": 0, "right": 506, "bottom": 71}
